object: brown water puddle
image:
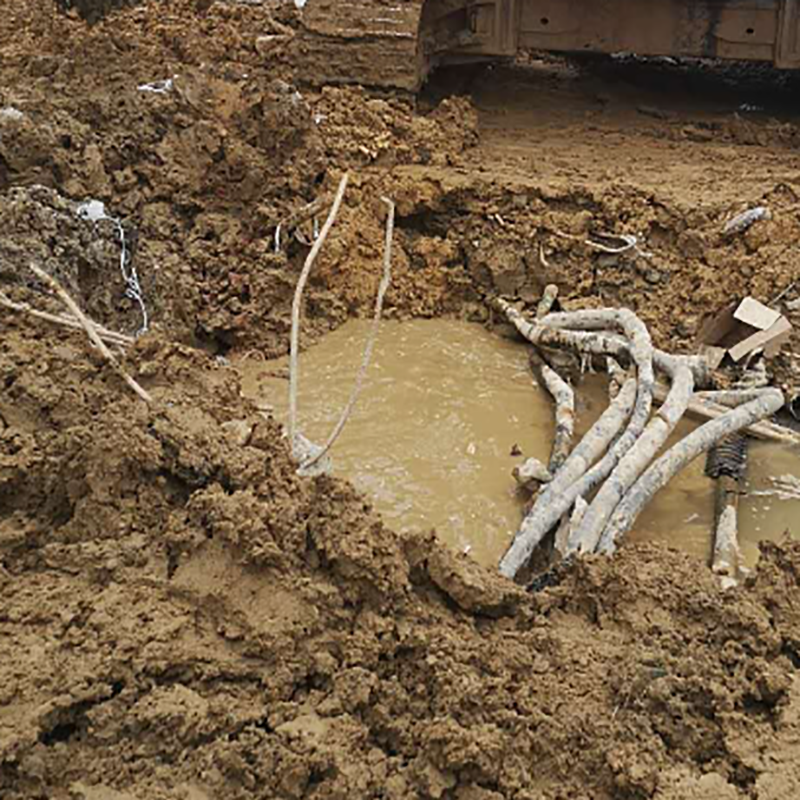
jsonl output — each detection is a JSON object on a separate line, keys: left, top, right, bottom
{"left": 238, "top": 319, "right": 800, "bottom": 570}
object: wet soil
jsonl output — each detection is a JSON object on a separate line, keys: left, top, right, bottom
{"left": 241, "top": 319, "right": 552, "bottom": 567}
{"left": 246, "top": 319, "right": 800, "bottom": 570}
{"left": 2, "top": 2, "right": 800, "bottom": 798}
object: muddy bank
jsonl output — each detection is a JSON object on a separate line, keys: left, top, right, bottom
{"left": 2, "top": 311, "right": 800, "bottom": 799}
{"left": 4, "top": 0, "right": 800, "bottom": 378}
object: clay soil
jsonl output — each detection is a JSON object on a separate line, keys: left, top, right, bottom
{"left": 2, "top": 2, "right": 800, "bottom": 798}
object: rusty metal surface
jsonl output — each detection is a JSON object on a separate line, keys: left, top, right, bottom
{"left": 464, "top": 0, "right": 783, "bottom": 65}
{"left": 517, "top": 0, "right": 778, "bottom": 62}
{"left": 777, "top": 0, "right": 800, "bottom": 65}
{"left": 298, "top": 0, "right": 799, "bottom": 91}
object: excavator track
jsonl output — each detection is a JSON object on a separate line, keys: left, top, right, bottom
{"left": 297, "top": 0, "right": 800, "bottom": 91}
{"left": 297, "top": 0, "right": 429, "bottom": 92}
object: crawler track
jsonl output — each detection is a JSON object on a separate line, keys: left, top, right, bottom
{"left": 298, "top": 0, "right": 428, "bottom": 90}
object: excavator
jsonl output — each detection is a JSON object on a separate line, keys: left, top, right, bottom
{"left": 299, "top": 0, "right": 800, "bottom": 90}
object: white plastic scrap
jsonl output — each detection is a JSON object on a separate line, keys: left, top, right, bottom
{"left": 294, "top": 0, "right": 308, "bottom": 7}
{"left": 584, "top": 231, "right": 653, "bottom": 259}
{"left": 723, "top": 206, "right": 771, "bottom": 236}
{"left": 137, "top": 78, "right": 174, "bottom": 95}
{"left": 291, "top": 432, "right": 331, "bottom": 477}
{"left": 0, "top": 106, "right": 24, "bottom": 122}
{"left": 76, "top": 199, "right": 108, "bottom": 223}
{"left": 75, "top": 200, "right": 149, "bottom": 335}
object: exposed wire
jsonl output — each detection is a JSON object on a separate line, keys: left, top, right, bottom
{"left": 302, "top": 197, "right": 395, "bottom": 470}
{"left": 288, "top": 173, "right": 350, "bottom": 458}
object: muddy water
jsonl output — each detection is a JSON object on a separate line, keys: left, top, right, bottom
{"left": 239, "top": 320, "right": 800, "bottom": 569}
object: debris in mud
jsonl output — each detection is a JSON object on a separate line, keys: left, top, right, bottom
{"left": 0, "top": 106, "right": 23, "bottom": 122}
{"left": 136, "top": 77, "right": 175, "bottom": 94}
{"left": 288, "top": 174, "right": 397, "bottom": 476}
{"left": 1, "top": 187, "right": 149, "bottom": 337}
{"left": 75, "top": 198, "right": 148, "bottom": 333}
{"left": 512, "top": 456, "right": 552, "bottom": 491}
{"left": 493, "top": 297, "right": 788, "bottom": 585}
{"left": 28, "top": 261, "right": 152, "bottom": 402}
{"left": 584, "top": 231, "right": 651, "bottom": 258}
{"left": 699, "top": 296, "right": 792, "bottom": 369}
{"left": 723, "top": 205, "right": 772, "bottom": 236}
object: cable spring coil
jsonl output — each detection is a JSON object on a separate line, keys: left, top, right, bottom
{"left": 705, "top": 432, "right": 748, "bottom": 480}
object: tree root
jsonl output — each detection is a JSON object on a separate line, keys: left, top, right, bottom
{"left": 289, "top": 173, "right": 349, "bottom": 459}
{"left": 0, "top": 289, "right": 133, "bottom": 348}
{"left": 301, "top": 197, "right": 395, "bottom": 470}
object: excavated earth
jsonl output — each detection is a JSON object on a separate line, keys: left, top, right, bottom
{"left": 2, "top": 1, "right": 800, "bottom": 798}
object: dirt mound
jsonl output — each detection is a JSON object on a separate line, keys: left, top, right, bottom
{"left": 0, "top": 0, "right": 479, "bottom": 352}
{"left": 2, "top": 312, "right": 800, "bottom": 799}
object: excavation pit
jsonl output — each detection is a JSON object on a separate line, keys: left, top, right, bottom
{"left": 240, "top": 318, "right": 800, "bottom": 570}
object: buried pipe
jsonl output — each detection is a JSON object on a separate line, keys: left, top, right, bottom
{"left": 566, "top": 358, "right": 694, "bottom": 555}
{"left": 497, "top": 304, "right": 660, "bottom": 482}
{"left": 494, "top": 301, "right": 657, "bottom": 579}
{"left": 555, "top": 363, "right": 632, "bottom": 555}
{"left": 712, "top": 494, "right": 741, "bottom": 589}
{"left": 498, "top": 377, "right": 637, "bottom": 579}
{"left": 653, "top": 385, "right": 800, "bottom": 447}
{"left": 554, "top": 496, "right": 588, "bottom": 557}
{"left": 535, "top": 309, "right": 658, "bottom": 559}
{"left": 497, "top": 307, "right": 657, "bottom": 453}
{"left": 711, "top": 480, "right": 742, "bottom": 589}
{"left": 597, "top": 388, "right": 784, "bottom": 555}
{"left": 536, "top": 283, "right": 560, "bottom": 319}
{"left": 528, "top": 327, "right": 575, "bottom": 555}
{"left": 495, "top": 299, "right": 711, "bottom": 387}
{"left": 493, "top": 297, "right": 786, "bottom": 578}
{"left": 553, "top": 361, "right": 621, "bottom": 558}
{"left": 695, "top": 389, "right": 770, "bottom": 406}
{"left": 531, "top": 283, "right": 575, "bottom": 474}
{"left": 706, "top": 432, "right": 748, "bottom": 587}
{"left": 607, "top": 357, "right": 627, "bottom": 399}
{"left": 529, "top": 350, "right": 575, "bottom": 474}
{"left": 495, "top": 299, "right": 630, "bottom": 361}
